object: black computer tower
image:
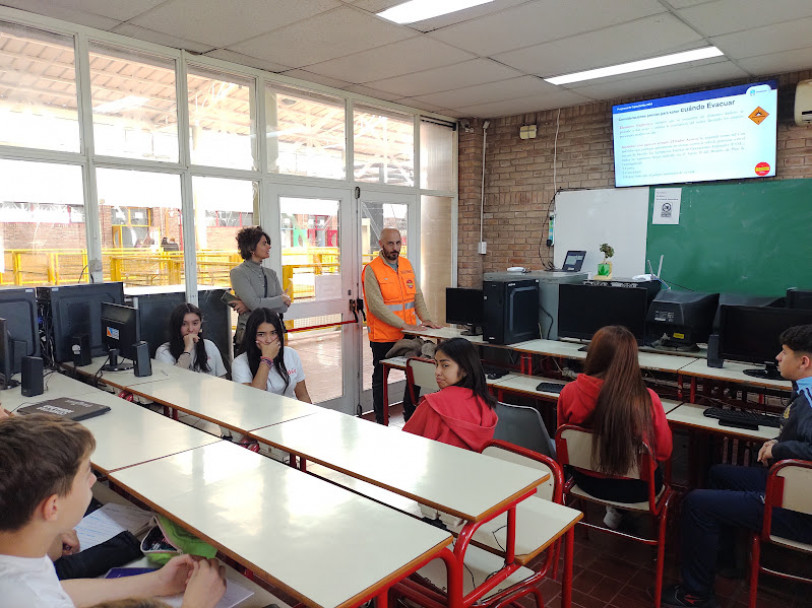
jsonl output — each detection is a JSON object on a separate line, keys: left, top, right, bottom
{"left": 483, "top": 279, "right": 540, "bottom": 345}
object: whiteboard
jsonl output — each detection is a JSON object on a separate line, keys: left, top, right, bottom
{"left": 553, "top": 187, "right": 649, "bottom": 278}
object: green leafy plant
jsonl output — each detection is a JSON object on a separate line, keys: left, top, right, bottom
{"left": 599, "top": 243, "right": 614, "bottom": 260}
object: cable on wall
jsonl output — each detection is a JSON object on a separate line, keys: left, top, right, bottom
{"left": 479, "top": 120, "right": 490, "bottom": 254}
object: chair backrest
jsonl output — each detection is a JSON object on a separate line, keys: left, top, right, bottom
{"left": 482, "top": 440, "right": 562, "bottom": 502}
{"left": 766, "top": 460, "right": 812, "bottom": 518}
{"left": 555, "top": 424, "right": 644, "bottom": 480}
{"left": 406, "top": 357, "right": 439, "bottom": 403}
{"left": 493, "top": 402, "right": 556, "bottom": 458}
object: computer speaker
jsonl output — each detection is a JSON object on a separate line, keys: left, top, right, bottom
{"left": 71, "top": 334, "right": 92, "bottom": 366}
{"left": 707, "top": 333, "right": 724, "bottom": 368}
{"left": 21, "top": 355, "right": 44, "bottom": 397}
{"left": 132, "top": 341, "right": 152, "bottom": 377}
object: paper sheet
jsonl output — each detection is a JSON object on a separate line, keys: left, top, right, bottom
{"left": 653, "top": 188, "right": 682, "bottom": 225}
{"left": 160, "top": 577, "right": 254, "bottom": 608}
{"left": 74, "top": 503, "right": 152, "bottom": 551}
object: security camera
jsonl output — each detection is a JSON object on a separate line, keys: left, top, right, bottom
{"left": 459, "top": 120, "right": 473, "bottom": 132}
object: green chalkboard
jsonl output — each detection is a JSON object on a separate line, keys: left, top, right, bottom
{"left": 646, "top": 179, "right": 812, "bottom": 297}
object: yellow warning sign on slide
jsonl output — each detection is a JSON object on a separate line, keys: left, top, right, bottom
{"left": 749, "top": 106, "right": 769, "bottom": 125}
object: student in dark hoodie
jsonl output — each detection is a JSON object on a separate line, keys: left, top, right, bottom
{"left": 557, "top": 325, "right": 672, "bottom": 527}
{"left": 403, "top": 337, "right": 497, "bottom": 452}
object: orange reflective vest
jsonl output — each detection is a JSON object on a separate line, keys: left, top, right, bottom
{"left": 362, "top": 255, "right": 418, "bottom": 342}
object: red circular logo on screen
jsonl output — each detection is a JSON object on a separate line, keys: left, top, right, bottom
{"left": 755, "top": 162, "right": 771, "bottom": 176}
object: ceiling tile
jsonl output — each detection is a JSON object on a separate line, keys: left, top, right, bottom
{"left": 711, "top": 16, "right": 812, "bottom": 60}
{"left": 305, "top": 37, "right": 474, "bottom": 84}
{"left": 678, "top": 0, "right": 812, "bottom": 37}
{"left": 344, "top": 83, "right": 405, "bottom": 102}
{"left": 228, "top": 6, "right": 414, "bottom": 68}
{"left": 567, "top": 59, "right": 749, "bottom": 101}
{"left": 278, "top": 69, "right": 355, "bottom": 92}
{"left": 110, "top": 23, "right": 213, "bottom": 54}
{"left": 1, "top": 0, "right": 122, "bottom": 30}
{"left": 456, "top": 90, "right": 593, "bottom": 118}
{"left": 365, "top": 58, "right": 522, "bottom": 97}
{"left": 426, "top": 0, "right": 666, "bottom": 57}
{"left": 203, "top": 50, "right": 291, "bottom": 73}
{"left": 20, "top": 0, "right": 167, "bottom": 22}
{"left": 129, "top": 0, "right": 340, "bottom": 48}
{"left": 737, "top": 47, "right": 812, "bottom": 77}
{"left": 494, "top": 13, "right": 704, "bottom": 77}
{"left": 407, "top": 75, "right": 553, "bottom": 108}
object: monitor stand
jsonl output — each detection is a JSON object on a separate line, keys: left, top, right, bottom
{"left": 102, "top": 348, "right": 133, "bottom": 372}
{"left": 460, "top": 324, "right": 482, "bottom": 336}
{"left": 0, "top": 376, "right": 20, "bottom": 390}
{"left": 743, "top": 362, "right": 782, "bottom": 380}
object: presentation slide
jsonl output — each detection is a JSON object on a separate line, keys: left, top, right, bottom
{"left": 613, "top": 81, "right": 777, "bottom": 187}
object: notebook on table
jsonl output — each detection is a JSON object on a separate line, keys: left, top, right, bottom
{"left": 17, "top": 397, "right": 111, "bottom": 421}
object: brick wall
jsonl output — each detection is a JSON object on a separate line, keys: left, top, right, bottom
{"left": 457, "top": 69, "right": 812, "bottom": 287}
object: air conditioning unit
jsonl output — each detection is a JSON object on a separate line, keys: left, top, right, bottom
{"left": 794, "top": 79, "right": 812, "bottom": 126}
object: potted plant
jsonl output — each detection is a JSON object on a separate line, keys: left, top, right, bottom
{"left": 596, "top": 243, "right": 614, "bottom": 279}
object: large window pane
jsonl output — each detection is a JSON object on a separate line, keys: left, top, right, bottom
{"left": 89, "top": 42, "right": 178, "bottom": 162}
{"left": 187, "top": 67, "right": 256, "bottom": 170}
{"left": 0, "top": 21, "right": 79, "bottom": 152}
{"left": 420, "top": 120, "right": 454, "bottom": 191}
{"left": 420, "top": 196, "right": 453, "bottom": 324}
{"left": 0, "top": 159, "right": 85, "bottom": 285}
{"left": 354, "top": 105, "right": 414, "bottom": 186}
{"left": 192, "top": 176, "right": 255, "bottom": 288}
{"left": 96, "top": 168, "right": 182, "bottom": 287}
{"left": 267, "top": 85, "right": 345, "bottom": 179}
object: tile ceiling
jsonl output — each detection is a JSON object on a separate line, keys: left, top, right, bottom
{"left": 3, "top": 0, "right": 812, "bottom": 119}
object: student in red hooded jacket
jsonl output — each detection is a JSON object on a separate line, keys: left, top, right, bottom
{"left": 403, "top": 337, "right": 497, "bottom": 452}
{"left": 557, "top": 325, "right": 672, "bottom": 528}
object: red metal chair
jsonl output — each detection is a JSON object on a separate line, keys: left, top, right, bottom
{"left": 749, "top": 459, "right": 812, "bottom": 608}
{"left": 555, "top": 424, "right": 673, "bottom": 608}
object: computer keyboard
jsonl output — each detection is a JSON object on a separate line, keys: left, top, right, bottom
{"left": 483, "top": 365, "right": 508, "bottom": 380}
{"left": 703, "top": 407, "right": 781, "bottom": 430}
{"left": 535, "top": 381, "right": 565, "bottom": 394}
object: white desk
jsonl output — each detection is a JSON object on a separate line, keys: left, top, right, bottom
{"left": 69, "top": 356, "right": 192, "bottom": 391}
{"left": 109, "top": 441, "right": 453, "bottom": 608}
{"left": 126, "top": 373, "right": 320, "bottom": 435}
{"left": 666, "top": 403, "right": 778, "bottom": 442}
{"left": 679, "top": 358, "right": 792, "bottom": 403}
{"left": 1, "top": 371, "right": 102, "bottom": 412}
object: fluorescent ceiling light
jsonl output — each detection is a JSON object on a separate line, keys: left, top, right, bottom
{"left": 544, "top": 46, "right": 724, "bottom": 86}
{"left": 378, "top": 0, "right": 494, "bottom": 24}
{"left": 93, "top": 96, "right": 149, "bottom": 114}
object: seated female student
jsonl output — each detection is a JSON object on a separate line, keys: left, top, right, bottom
{"left": 231, "top": 308, "right": 312, "bottom": 403}
{"left": 403, "top": 337, "right": 497, "bottom": 452}
{"left": 557, "top": 325, "right": 672, "bottom": 529}
{"left": 155, "top": 303, "right": 226, "bottom": 377}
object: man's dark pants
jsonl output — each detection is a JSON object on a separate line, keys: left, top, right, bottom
{"left": 680, "top": 463, "right": 812, "bottom": 595}
{"left": 370, "top": 340, "right": 416, "bottom": 424}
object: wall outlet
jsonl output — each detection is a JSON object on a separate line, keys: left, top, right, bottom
{"left": 477, "top": 241, "right": 487, "bottom": 254}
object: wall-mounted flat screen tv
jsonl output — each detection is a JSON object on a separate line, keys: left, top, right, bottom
{"left": 612, "top": 81, "right": 777, "bottom": 187}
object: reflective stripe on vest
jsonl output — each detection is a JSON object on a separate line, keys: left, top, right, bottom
{"left": 363, "top": 255, "right": 418, "bottom": 342}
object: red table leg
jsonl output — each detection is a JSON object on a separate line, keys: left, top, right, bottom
{"left": 562, "top": 527, "right": 574, "bottom": 608}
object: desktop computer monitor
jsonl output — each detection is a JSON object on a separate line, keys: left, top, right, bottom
{"left": 558, "top": 283, "right": 648, "bottom": 344}
{"left": 711, "top": 293, "right": 781, "bottom": 333}
{"left": 101, "top": 302, "right": 141, "bottom": 369}
{"left": 719, "top": 305, "right": 812, "bottom": 379}
{"left": 445, "top": 288, "right": 484, "bottom": 335}
{"left": 0, "top": 287, "right": 40, "bottom": 375}
{"left": 0, "top": 318, "right": 18, "bottom": 390}
{"left": 646, "top": 290, "right": 719, "bottom": 350}
{"left": 38, "top": 282, "right": 125, "bottom": 363}
{"left": 787, "top": 288, "right": 812, "bottom": 310}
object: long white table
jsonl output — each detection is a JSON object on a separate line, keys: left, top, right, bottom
{"left": 666, "top": 402, "right": 778, "bottom": 442}
{"left": 1, "top": 370, "right": 103, "bottom": 412}
{"left": 67, "top": 356, "right": 193, "bottom": 391}
{"left": 109, "top": 441, "right": 454, "bottom": 608}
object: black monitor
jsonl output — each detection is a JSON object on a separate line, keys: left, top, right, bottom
{"left": 719, "top": 305, "right": 812, "bottom": 378}
{"left": 0, "top": 318, "right": 19, "bottom": 390}
{"left": 787, "top": 288, "right": 812, "bottom": 310}
{"left": 446, "top": 288, "right": 484, "bottom": 336}
{"left": 0, "top": 287, "right": 40, "bottom": 375}
{"left": 101, "top": 302, "right": 140, "bottom": 371}
{"left": 711, "top": 293, "right": 781, "bottom": 333}
{"left": 558, "top": 284, "right": 648, "bottom": 344}
{"left": 646, "top": 290, "right": 719, "bottom": 351}
{"left": 38, "top": 283, "right": 125, "bottom": 363}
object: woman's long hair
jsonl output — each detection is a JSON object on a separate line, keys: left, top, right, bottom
{"left": 435, "top": 337, "right": 496, "bottom": 408}
{"left": 584, "top": 325, "right": 653, "bottom": 475}
{"left": 240, "top": 308, "right": 289, "bottom": 393}
{"left": 167, "top": 303, "right": 210, "bottom": 373}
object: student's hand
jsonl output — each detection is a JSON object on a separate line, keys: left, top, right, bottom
{"left": 180, "top": 558, "right": 227, "bottom": 608}
{"left": 423, "top": 320, "right": 443, "bottom": 329}
{"left": 757, "top": 439, "right": 777, "bottom": 465}
{"left": 258, "top": 338, "right": 281, "bottom": 361}
{"left": 182, "top": 333, "right": 199, "bottom": 351}
{"left": 232, "top": 299, "right": 249, "bottom": 314}
{"left": 153, "top": 554, "right": 197, "bottom": 597}
{"left": 281, "top": 293, "right": 292, "bottom": 307}
{"left": 60, "top": 530, "right": 80, "bottom": 556}
{"left": 0, "top": 407, "right": 10, "bottom": 419}
{"left": 403, "top": 323, "right": 426, "bottom": 332}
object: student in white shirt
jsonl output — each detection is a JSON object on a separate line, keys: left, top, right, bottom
{"left": 231, "top": 308, "right": 311, "bottom": 402}
{"left": 155, "top": 303, "right": 226, "bottom": 377}
{"left": 0, "top": 414, "right": 226, "bottom": 608}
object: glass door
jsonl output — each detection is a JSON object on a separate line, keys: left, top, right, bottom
{"left": 266, "top": 185, "right": 359, "bottom": 413}
{"left": 358, "top": 191, "right": 417, "bottom": 417}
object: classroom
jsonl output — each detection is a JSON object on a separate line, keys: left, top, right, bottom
{"left": 1, "top": 2, "right": 812, "bottom": 608}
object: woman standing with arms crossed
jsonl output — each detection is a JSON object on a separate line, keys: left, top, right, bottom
{"left": 229, "top": 226, "right": 291, "bottom": 350}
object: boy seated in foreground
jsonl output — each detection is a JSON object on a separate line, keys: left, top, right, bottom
{"left": 0, "top": 414, "right": 226, "bottom": 608}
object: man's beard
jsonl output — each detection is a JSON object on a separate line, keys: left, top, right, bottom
{"left": 385, "top": 250, "right": 399, "bottom": 260}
